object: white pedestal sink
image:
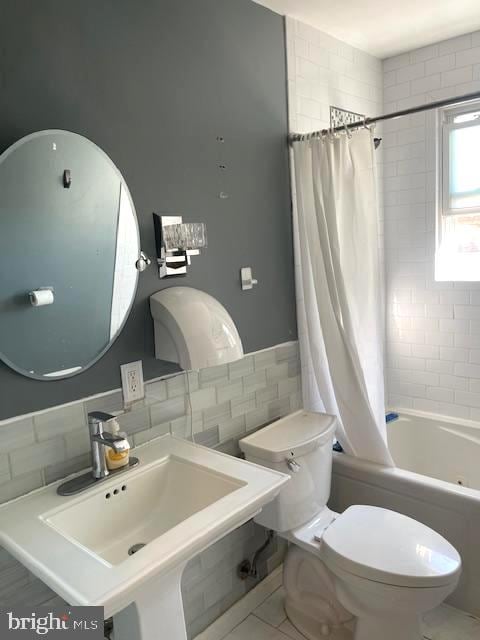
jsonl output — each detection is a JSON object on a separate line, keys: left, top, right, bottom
{"left": 113, "top": 564, "right": 188, "bottom": 640}
{"left": 0, "top": 435, "right": 289, "bottom": 640}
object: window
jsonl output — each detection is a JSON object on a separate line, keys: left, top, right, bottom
{"left": 436, "top": 101, "right": 480, "bottom": 281}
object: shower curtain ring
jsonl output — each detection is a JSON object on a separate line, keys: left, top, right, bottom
{"left": 343, "top": 123, "right": 352, "bottom": 139}
{"left": 363, "top": 117, "right": 371, "bottom": 131}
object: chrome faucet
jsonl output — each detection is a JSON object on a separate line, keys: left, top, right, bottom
{"left": 88, "top": 411, "right": 130, "bottom": 479}
{"left": 57, "top": 412, "right": 139, "bottom": 495}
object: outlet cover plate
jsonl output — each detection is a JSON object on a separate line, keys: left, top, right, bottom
{"left": 120, "top": 361, "right": 145, "bottom": 405}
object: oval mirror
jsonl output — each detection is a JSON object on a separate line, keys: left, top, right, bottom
{"left": 0, "top": 130, "right": 140, "bottom": 379}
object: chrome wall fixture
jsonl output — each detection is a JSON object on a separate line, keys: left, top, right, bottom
{"left": 153, "top": 214, "right": 207, "bottom": 278}
{"left": 330, "top": 105, "right": 365, "bottom": 129}
{"left": 240, "top": 267, "right": 258, "bottom": 291}
{"left": 330, "top": 105, "right": 382, "bottom": 148}
{"left": 135, "top": 251, "right": 151, "bottom": 272}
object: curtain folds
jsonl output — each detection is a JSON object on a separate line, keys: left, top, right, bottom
{"left": 291, "top": 129, "right": 393, "bottom": 467}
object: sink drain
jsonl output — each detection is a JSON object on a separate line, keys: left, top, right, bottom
{"left": 128, "top": 543, "right": 146, "bottom": 556}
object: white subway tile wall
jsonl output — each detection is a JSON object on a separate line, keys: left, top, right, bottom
{"left": 383, "top": 30, "right": 480, "bottom": 418}
{"left": 286, "top": 18, "right": 383, "bottom": 135}
{"left": 286, "top": 17, "right": 384, "bottom": 409}
{"left": 0, "top": 342, "right": 300, "bottom": 638}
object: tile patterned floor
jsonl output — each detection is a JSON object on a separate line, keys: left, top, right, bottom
{"left": 222, "top": 587, "right": 480, "bottom": 640}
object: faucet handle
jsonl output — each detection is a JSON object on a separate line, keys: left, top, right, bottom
{"left": 102, "top": 431, "right": 130, "bottom": 453}
{"left": 88, "top": 411, "right": 116, "bottom": 423}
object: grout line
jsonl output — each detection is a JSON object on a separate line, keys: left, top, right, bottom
{"left": 251, "top": 616, "right": 291, "bottom": 640}
{"left": 251, "top": 611, "right": 287, "bottom": 629}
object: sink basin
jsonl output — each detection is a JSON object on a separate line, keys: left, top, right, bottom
{"left": 0, "top": 434, "right": 289, "bottom": 640}
{"left": 44, "top": 456, "right": 246, "bottom": 566}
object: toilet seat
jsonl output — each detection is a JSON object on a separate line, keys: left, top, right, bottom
{"left": 321, "top": 505, "right": 461, "bottom": 588}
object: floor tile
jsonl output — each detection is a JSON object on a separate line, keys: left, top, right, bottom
{"left": 254, "top": 587, "right": 287, "bottom": 627}
{"left": 221, "top": 592, "right": 480, "bottom": 640}
{"left": 225, "top": 615, "right": 291, "bottom": 640}
{"left": 423, "top": 604, "right": 480, "bottom": 639}
{"left": 278, "top": 619, "right": 306, "bottom": 640}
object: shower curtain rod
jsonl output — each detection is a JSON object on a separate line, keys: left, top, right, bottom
{"left": 288, "top": 89, "right": 480, "bottom": 143}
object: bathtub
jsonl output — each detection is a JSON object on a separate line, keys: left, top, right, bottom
{"left": 387, "top": 410, "right": 480, "bottom": 489}
{"left": 329, "top": 409, "right": 480, "bottom": 617}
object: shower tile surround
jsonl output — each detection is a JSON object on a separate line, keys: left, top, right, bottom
{"left": 0, "top": 342, "right": 300, "bottom": 638}
{"left": 285, "top": 18, "right": 383, "bottom": 135}
{"left": 382, "top": 31, "right": 480, "bottom": 419}
{"left": 286, "top": 18, "right": 480, "bottom": 423}
{"left": 285, "top": 17, "right": 384, "bottom": 409}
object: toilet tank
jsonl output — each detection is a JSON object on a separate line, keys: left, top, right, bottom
{"left": 239, "top": 410, "right": 337, "bottom": 533}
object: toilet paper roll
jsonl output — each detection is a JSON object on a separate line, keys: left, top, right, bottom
{"left": 30, "top": 289, "right": 54, "bottom": 307}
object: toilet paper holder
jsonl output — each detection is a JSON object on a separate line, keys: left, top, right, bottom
{"left": 29, "top": 287, "right": 55, "bottom": 307}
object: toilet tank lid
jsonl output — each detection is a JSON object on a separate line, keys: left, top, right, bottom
{"left": 239, "top": 410, "right": 337, "bottom": 462}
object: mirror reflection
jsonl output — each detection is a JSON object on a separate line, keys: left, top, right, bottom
{"left": 0, "top": 130, "right": 140, "bottom": 379}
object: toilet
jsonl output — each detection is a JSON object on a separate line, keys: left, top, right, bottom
{"left": 239, "top": 410, "right": 461, "bottom": 640}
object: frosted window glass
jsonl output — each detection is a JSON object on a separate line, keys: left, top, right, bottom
{"left": 449, "top": 125, "right": 480, "bottom": 210}
{"left": 453, "top": 110, "right": 480, "bottom": 124}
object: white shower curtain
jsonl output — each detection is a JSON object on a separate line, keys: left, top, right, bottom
{"left": 292, "top": 129, "right": 393, "bottom": 467}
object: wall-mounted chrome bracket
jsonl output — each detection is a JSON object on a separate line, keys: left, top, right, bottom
{"left": 135, "top": 251, "right": 151, "bottom": 272}
{"left": 153, "top": 214, "right": 207, "bottom": 279}
{"left": 330, "top": 106, "right": 365, "bottom": 129}
{"left": 240, "top": 267, "right": 258, "bottom": 291}
{"left": 330, "top": 106, "right": 382, "bottom": 147}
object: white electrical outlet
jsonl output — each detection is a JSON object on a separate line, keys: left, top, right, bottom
{"left": 120, "top": 361, "right": 145, "bottom": 405}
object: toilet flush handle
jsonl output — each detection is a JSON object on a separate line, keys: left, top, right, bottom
{"left": 286, "top": 457, "right": 301, "bottom": 473}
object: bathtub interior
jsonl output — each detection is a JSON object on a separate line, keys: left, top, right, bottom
{"left": 387, "top": 410, "right": 480, "bottom": 490}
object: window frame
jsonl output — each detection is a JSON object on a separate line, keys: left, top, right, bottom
{"left": 435, "top": 100, "right": 480, "bottom": 281}
{"left": 440, "top": 100, "right": 480, "bottom": 217}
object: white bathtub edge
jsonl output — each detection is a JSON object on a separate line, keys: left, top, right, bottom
{"left": 332, "top": 451, "right": 480, "bottom": 509}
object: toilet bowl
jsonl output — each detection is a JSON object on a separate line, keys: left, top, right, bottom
{"left": 331, "top": 565, "right": 457, "bottom": 640}
{"left": 239, "top": 411, "right": 462, "bottom": 640}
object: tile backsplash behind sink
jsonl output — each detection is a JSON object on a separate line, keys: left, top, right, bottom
{"left": 0, "top": 342, "right": 301, "bottom": 503}
{"left": 0, "top": 342, "right": 300, "bottom": 637}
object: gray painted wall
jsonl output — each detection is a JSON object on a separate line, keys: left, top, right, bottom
{"left": 0, "top": 0, "right": 295, "bottom": 420}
